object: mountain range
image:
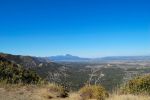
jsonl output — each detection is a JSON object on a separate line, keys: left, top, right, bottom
{"left": 47, "top": 54, "right": 150, "bottom": 62}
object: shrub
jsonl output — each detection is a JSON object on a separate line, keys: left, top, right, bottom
{"left": 79, "top": 85, "right": 109, "bottom": 100}
{"left": 120, "top": 74, "right": 150, "bottom": 95}
{"left": 46, "top": 83, "right": 68, "bottom": 98}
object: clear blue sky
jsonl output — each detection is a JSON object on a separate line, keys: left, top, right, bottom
{"left": 0, "top": 0, "right": 149, "bottom": 57}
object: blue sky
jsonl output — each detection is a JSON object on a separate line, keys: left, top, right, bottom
{"left": 0, "top": 0, "right": 150, "bottom": 57}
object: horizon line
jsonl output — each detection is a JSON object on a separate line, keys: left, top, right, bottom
{"left": 0, "top": 52, "right": 150, "bottom": 58}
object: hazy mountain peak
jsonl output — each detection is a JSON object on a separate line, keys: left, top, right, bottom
{"left": 65, "top": 54, "right": 73, "bottom": 57}
{"left": 48, "top": 54, "right": 90, "bottom": 62}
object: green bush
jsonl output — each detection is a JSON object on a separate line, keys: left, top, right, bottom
{"left": 121, "top": 74, "right": 150, "bottom": 95}
{"left": 79, "top": 85, "right": 109, "bottom": 100}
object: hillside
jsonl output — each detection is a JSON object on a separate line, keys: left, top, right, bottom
{"left": 0, "top": 53, "right": 58, "bottom": 68}
{"left": 0, "top": 55, "right": 42, "bottom": 84}
{"left": 0, "top": 52, "right": 65, "bottom": 77}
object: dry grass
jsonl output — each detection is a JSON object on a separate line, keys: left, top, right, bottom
{"left": 106, "top": 94, "right": 150, "bottom": 100}
{"left": 67, "top": 94, "right": 150, "bottom": 100}
{"left": 0, "top": 83, "right": 68, "bottom": 100}
{"left": 0, "top": 83, "right": 150, "bottom": 100}
{"left": 0, "top": 89, "right": 150, "bottom": 100}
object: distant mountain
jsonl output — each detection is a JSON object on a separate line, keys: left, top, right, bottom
{"left": 47, "top": 54, "right": 150, "bottom": 62}
{"left": 47, "top": 54, "right": 90, "bottom": 62}
{"left": 98, "top": 56, "right": 150, "bottom": 61}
